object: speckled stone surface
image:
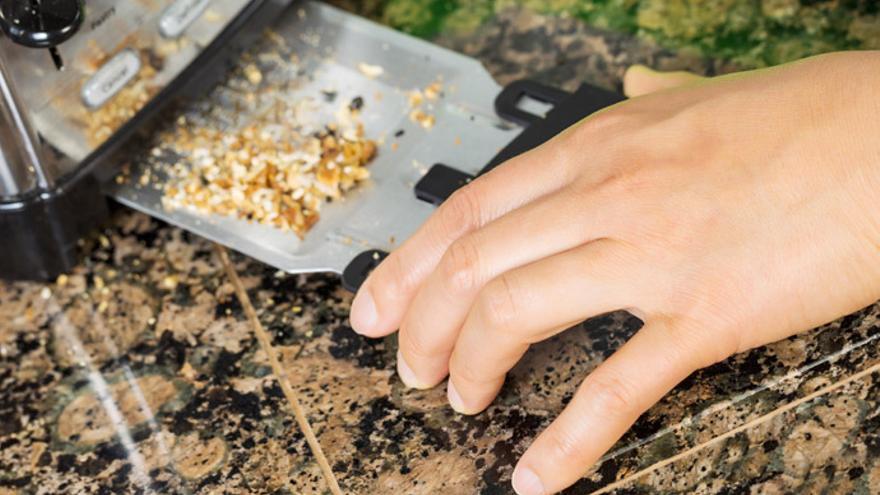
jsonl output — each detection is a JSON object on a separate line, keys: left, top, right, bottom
{"left": 2, "top": 4, "right": 880, "bottom": 495}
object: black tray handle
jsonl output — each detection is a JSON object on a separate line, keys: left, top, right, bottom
{"left": 494, "top": 79, "right": 571, "bottom": 126}
{"left": 341, "top": 249, "right": 388, "bottom": 293}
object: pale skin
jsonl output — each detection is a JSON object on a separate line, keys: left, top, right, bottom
{"left": 349, "top": 51, "right": 880, "bottom": 494}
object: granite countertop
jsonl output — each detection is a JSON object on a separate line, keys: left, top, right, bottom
{"left": 3, "top": 3, "right": 880, "bottom": 494}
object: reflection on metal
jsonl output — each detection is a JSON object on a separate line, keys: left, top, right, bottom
{"left": 0, "top": 53, "right": 48, "bottom": 198}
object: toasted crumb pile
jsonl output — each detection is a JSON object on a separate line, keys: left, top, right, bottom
{"left": 160, "top": 109, "right": 377, "bottom": 236}
{"left": 142, "top": 39, "right": 380, "bottom": 237}
{"left": 407, "top": 80, "right": 443, "bottom": 129}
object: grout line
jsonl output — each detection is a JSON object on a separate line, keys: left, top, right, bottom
{"left": 216, "top": 245, "right": 344, "bottom": 495}
{"left": 590, "top": 358, "right": 880, "bottom": 494}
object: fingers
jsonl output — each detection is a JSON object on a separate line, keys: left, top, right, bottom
{"left": 623, "top": 65, "right": 706, "bottom": 98}
{"left": 350, "top": 140, "right": 576, "bottom": 338}
{"left": 511, "top": 319, "right": 710, "bottom": 495}
{"left": 445, "top": 239, "right": 645, "bottom": 412}
{"left": 396, "top": 189, "right": 626, "bottom": 388}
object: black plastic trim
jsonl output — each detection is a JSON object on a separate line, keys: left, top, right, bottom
{"left": 494, "top": 79, "right": 571, "bottom": 126}
{"left": 0, "top": 174, "right": 107, "bottom": 280}
{"left": 342, "top": 249, "right": 388, "bottom": 292}
{"left": 414, "top": 163, "right": 474, "bottom": 206}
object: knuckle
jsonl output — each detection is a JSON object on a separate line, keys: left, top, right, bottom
{"left": 543, "top": 426, "right": 590, "bottom": 463}
{"left": 594, "top": 166, "right": 653, "bottom": 199}
{"left": 477, "top": 275, "right": 520, "bottom": 330}
{"left": 440, "top": 186, "right": 484, "bottom": 238}
{"left": 668, "top": 317, "right": 736, "bottom": 368}
{"left": 660, "top": 288, "right": 744, "bottom": 366}
{"left": 440, "top": 238, "right": 483, "bottom": 295}
{"left": 660, "top": 105, "right": 718, "bottom": 160}
{"left": 451, "top": 353, "right": 486, "bottom": 386}
{"left": 402, "top": 325, "right": 434, "bottom": 360}
{"left": 581, "top": 371, "right": 642, "bottom": 418}
{"left": 572, "top": 109, "right": 631, "bottom": 141}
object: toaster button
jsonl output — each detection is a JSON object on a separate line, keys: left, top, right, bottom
{"left": 159, "top": 0, "right": 212, "bottom": 38}
{"left": 81, "top": 49, "right": 141, "bottom": 109}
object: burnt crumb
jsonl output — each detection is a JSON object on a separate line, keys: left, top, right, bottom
{"left": 321, "top": 89, "right": 338, "bottom": 102}
{"left": 349, "top": 96, "right": 365, "bottom": 111}
{"left": 394, "top": 129, "right": 405, "bottom": 138}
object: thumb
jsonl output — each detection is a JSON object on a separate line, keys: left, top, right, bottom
{"left": 623, "top": 65, "right": 706, "bottom": 97}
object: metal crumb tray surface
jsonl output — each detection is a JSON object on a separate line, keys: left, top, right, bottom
{"left": 108, "top": 0, "right": 519, "bottom": 275}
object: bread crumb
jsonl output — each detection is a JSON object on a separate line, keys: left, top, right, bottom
{"left": 358, "top": 62, "right": 384, "bottom": 79}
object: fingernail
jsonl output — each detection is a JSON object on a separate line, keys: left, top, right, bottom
{"left": 396, "top": 350, "right": 422, "bottom": 389}
{"left": 447, "top": 379, "right": 467, "bottom": 413}
{"left": 512, "top": 465, "right": 544, "bottom": 495}
{"left": 350, "top": 289, "right": 377, "bottom": 334}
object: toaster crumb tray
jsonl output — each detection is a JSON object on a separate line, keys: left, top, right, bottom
{"left": 108, "top": 0, "right": 518, "bottom": 275}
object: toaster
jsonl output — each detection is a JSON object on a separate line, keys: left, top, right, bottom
{"left": 0, "top": 0, "right": 289, "bottom": 280}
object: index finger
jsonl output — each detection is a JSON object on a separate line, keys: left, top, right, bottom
{"left": 349, "top": 141, "right": 577, "bottom": 337}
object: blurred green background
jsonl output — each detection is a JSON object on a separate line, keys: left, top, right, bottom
{"left": 329, "top": 0, "right": 880, "bottom": 68}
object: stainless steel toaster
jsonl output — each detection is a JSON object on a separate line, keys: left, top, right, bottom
{"left": 0, "top": 0, "right": 289, "bottom": 279}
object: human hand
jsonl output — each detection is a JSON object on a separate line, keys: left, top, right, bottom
{"left": 349, "top": 51, "right": 880, "bottom": 494}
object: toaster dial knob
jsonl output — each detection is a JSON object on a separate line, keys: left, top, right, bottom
{"left": 0, "top": 0, "right": 83, "bottom": 49}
